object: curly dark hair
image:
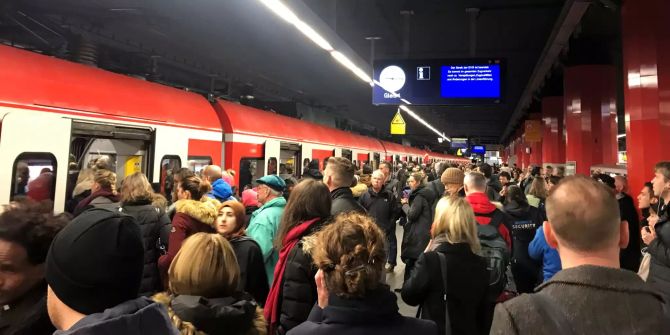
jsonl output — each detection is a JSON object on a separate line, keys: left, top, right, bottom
{"left": 0, "top": 200, "right": 70, "bottom": 265}
{"left": 312, "top": 212, "right": 386, "bottom": 299}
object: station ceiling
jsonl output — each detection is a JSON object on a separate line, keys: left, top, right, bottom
{"left": 0, "top": 0, "right": 619, "bottom": 149}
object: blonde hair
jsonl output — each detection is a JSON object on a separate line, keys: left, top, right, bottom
{"left": 120, "top": 172, "right": 153, "bottom": 203}
{"left": 94, "top": 169, "right": 117, "bottom": 195}
{"left": 432, "top": 197, "right": 480, "bottom": 253}
{"left": 76, "top": 168, "right": 95, "bottom": 185}
{"left": 312, "top": 212, "right": 386, "bottom": 299}
{"left": 168, "top": 233, "right": 239, "bottom": 297}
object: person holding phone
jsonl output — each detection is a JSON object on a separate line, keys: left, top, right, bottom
{"left": 400, "top": 172, "right": 437, "bottom": 282}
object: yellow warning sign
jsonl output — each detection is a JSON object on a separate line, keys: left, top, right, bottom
{"left": 457, "top": 149, "right": 463, "bottom": 156}
{"left": 390, "top": 111, "right": 406, "bottom": 135}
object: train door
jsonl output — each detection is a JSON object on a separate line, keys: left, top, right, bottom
{"left": 264, "top": 139, "right": 280, "bottom": 175}
{"left": 373, "top": 153, "right": 381, "bottom": 170}
{"left": 0, "top": 112, "right": 70, "bottom": 211}
{"left": 342, "top": 149, "right": 352, "bottom": 162}
{"left": 279, "top": 142, "right": 301, "bottom": 180}
{"left": 68, "top": 121, "right": 154, "bottom": 202}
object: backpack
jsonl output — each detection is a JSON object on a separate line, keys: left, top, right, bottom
{"left": 476, "top": 210, "right": 511, "bottom": 302}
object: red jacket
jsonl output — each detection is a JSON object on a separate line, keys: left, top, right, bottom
{"left": 466, "top": 192, "right": 512, "bottom": 249}
{"left": 157, "top": 199, "right": 218, "bottom": 279}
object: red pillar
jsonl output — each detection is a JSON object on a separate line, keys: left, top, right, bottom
{"left": 564, "top": 65, "right": 618, "bottom": 175}
{"left": 541, "top": 97, "right": 565, "bottom": 165}
{"left": 622, "top": 0, "right": 670, "bottom": 197}
{"left": 527, "top": 114, "right": 543, "bottom": 166}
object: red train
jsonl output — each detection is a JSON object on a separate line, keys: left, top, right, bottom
{"left": 0, "top": 45, "right": 467, "bottom": 212}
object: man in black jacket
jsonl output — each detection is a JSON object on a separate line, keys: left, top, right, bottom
{"left": 360, "top": 170, "right": 398, "bottom": 272}
{"left": 323, "top": 157, "right": 365, "bottom": 216}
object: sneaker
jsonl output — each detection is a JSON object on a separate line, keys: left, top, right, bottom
{"left": 385, "top": 263, "right": 395, "bottom": 273}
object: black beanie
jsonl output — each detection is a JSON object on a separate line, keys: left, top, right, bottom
{"left": 46, "top": 208, "right": 144, "bottom": 315}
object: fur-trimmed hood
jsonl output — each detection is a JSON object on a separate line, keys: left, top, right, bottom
{"left": 152, "top": 292, "right": 266, "bottom": 335}
{"left": 174, "top": 198, "right": 220, "bottom": 226}
{"left": 300, "top": 234, "right": 317, "bottom": 256}
{"left": 350, "top": 182, "right": 369, "bottom": 198}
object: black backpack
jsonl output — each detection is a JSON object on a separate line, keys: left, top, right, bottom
{"left": 477, "top": 210, "right": 511, "bottom": 302}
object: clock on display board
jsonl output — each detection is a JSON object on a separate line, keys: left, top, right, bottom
{"left": 378, "top": 65, "right": 406, "bottom": 93}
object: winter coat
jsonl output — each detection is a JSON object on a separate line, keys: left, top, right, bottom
{"left": 208, "top": 178, "right": 233, "bottom": 201}
{"left": 401, "top": 186, "right": 437, "bottom": 260}
{"left": 401, "top": 241, "right": 489, "bottom": 335}
{"left": 528, "top": 226, "right": 561, "bottom": 282}
{"left": 490, "top": 265, "right": 669, "bottom": 335}
{"left": 157, "top": 198, "right": 219, "bottom": 279}
{"left": 247, "top": 196, "right": 287, "bottom": 285}
{"left": 648, "top": 210, "right": 670, "bottom": 302}
{"left": 359, "top": 187, "right": 396, "bottom": 230}
{"left": 152, "top": 293, "right": 265, "bottom": 335}
{"left": 73, "top": 190, "right": 120, "bottom": 216}
{"left": 426, "top": 179, "right": 445, "bottom": 201}
{"left": 287, "top": 286, "right": 438, "bottom": 335}
{"left": 350, "top": 182, "right": 368, "bottom": 200}
{"left": 120, "top": 199, "right": 171, "bottom": 296}
{"left": 229, "top": 235, "right": 269, "bottom": 306}
{"left": 504, "top": 201, "right": 542, "bottom": 291}
{"left": 618, "top": 192, "right": 642, "bottom": 272}
{"left": 275, "top": 223, "right": 323, "bottom": 334}
{"left": 0, "top": 282, "right": 54, "bottom": 335}
{"left": 53, "top": 297, "right": 179, "bottom": 335}
{"left": 330, "top": 187, "right": 366, "bottom": 217}
{"left": 466, "top": 192, "right": 513, "bottom": 249}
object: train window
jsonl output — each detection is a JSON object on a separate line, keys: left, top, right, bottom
{"left": 11, "top": 152, "right": 57, "bottom": 205}
{"left": 160, "top": 156, "right": 181, "bottom": 198}
{"left": 279, "top": 142, "right": 300, "bottom": 178}
{"left": 267, "top": 157, "right": 278, "bottom": 175}
{"left": 188, "top": 156, "right": 212, "bottom": 174}
{"left": 240, "top": 158, "right": 264, "bottom": 190}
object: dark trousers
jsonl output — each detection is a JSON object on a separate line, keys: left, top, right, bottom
{"left": 385, "top": 225, "right": 397, "bottom": 265}
{"left": 403, "top": 258, "right": 416, "bottom": 281}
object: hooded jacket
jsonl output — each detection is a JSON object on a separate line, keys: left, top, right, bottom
{"left": 54, "top": 297, "right": 178, "bottom": 335}
{"left": 208, "top": 178, "right": 234, "bottom": 202}
{"left": 247, "top": 196, "right": 287, "bottom": 285}
{"left": 152, "top": 293, "right": 266, "bottom": 335}
{"left": 158, "top": 198, "right": 219, "bottom": 279}
{"left": 466, "top": 192, "right": 512, "bottom": 249}
{"left": 330, "top": 187, "right": 366, "bottom": 217}
{"left": 401, "top": 186, "right": 437, "bottom": 260}
{"left": 287, "top": 286, "right": 438, "bottom": 335}
{"left": 120, "top": 199, "right": 171, "bottom": 296}
{"left": 350, "top": 182, "right": 369, "bottom": 199}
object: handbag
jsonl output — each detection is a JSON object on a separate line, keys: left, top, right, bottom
{"left": 638, "top": 248, "right": 651, "bottom": 281}
{"left": 437, "top": 252, "right": 452, "bottom": 335}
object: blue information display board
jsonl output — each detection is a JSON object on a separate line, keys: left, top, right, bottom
{"left": 372, "top": 59, "right": 503, "bottom": 105}
{"left": 441, "top": 65, "right": 501, "bottom": 98}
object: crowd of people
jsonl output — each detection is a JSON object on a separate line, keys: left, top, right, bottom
{"left": 2, "top": 156, "right": 670, "bottom": 335}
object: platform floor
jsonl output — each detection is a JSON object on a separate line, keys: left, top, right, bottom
{"left": 384, "top": 224, "right": 419, "bottom": 318}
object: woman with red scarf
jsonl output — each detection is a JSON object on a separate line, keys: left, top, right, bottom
{"left": 216, "top": 200, "right": 269, "bottom": 306}
{"left": 264, "top": 179, "right": 332, "bottom": 334}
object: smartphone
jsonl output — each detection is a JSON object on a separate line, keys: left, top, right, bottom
{"left": 402, "top": 189, "right": 410, "bottom": 199}
{"left": 644, "top": 226, "right": 651, "bottom": 233}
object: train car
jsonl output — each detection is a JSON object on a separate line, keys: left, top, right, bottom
{"left": 0, "top": 45, "right": 222, "bottom": 212}
{"left": 214, "top": 100, "right": 391, "bottom": 188}
{"left": 0, "top": 45, "right": 449, "bottom": 211}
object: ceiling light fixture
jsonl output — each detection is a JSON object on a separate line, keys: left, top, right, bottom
{"left": 258, "top": 0, "right": 449, "bottom": 142}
